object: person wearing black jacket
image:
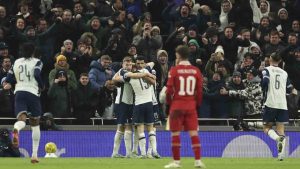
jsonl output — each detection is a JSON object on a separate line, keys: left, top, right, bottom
{"left": 0, "top": 128, "right": 20, "bottom": 157}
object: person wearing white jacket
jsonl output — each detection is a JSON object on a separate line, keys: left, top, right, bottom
{"left": 250, "top": 0, "right": 270, "bottom": 24}
{"left": 219, "top": 0, "right": 232, "bottom": 32}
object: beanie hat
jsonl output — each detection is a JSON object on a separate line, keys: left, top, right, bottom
{"left": 278, "top": 8, "right": 288, "bottom": 17}
{"left": 188, "top": 39, "right": 200, "bottom": 48}
{"left": 56, "top": 55, "right": 67, "bottom": 64}
{"left": 151, "top": 26, "right": 160, "bottom": 34}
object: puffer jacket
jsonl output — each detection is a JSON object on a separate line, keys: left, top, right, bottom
{"left": 228, "top": 76, "right": 263, "bottom": 115}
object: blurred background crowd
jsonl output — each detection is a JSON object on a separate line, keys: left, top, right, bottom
{"left": 0, "top": 0, "right": 299, "bottom": 126}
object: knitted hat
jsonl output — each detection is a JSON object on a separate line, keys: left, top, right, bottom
{"left": 188, "top": 39, "right": 200, "bottom": 48}
{"left": 56, "top": 55, "right": 67, "bottom": 63}
{"left": 232, "top": 71, "right": 241, "bottom": 77}
{"left": 278, "top": 8, "right": 288, "bottom": 17}
{"left": 151, "top": 26, "right": 160, "bottom": 34}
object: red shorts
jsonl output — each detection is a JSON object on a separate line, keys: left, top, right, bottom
{"left": 169, "top": 109, "right": 198, "bottom": 131}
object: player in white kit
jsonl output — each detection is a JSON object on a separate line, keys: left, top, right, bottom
{"left": 261, "top": 52, "right": 293, "bottom": 161}
{"left": 3, "top": 43, "right": 44, "bottom": 163}
{"left": 111, "top": 57, "right": 134, "bottom": 158}
{"left": 123, "top": 56, "right": 159, "bottom": 158}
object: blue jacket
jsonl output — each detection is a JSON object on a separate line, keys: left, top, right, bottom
{"left": 88, "top": 60, "right": 115, "bottom": 90}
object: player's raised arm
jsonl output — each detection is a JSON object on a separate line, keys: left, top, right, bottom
{"left": 3, "top": 68, "right": 15, "bottom": 90}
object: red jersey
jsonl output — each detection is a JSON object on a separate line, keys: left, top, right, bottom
{"left": 166, "top": 61, "right": 203, "bottom": 112}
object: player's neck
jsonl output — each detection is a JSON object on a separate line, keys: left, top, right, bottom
{"left": 270, "top": 63, "right": 279, "bottom": 67}
{"left": 178, "top": 60, "right": 190, "bottom": 65}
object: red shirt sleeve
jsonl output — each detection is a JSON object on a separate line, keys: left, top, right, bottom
{"left": 166, "top": 67, "right": 175, "bottom": 105}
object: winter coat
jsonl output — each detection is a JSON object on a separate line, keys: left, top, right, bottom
{"left": 88, "top": 60, "right": 115, "bottom": 90}
{"left": 228, "top": 76, "right": 263, "bottom": 116}
{"left": 48, "top": 63, "right": 77, "bottom": 91}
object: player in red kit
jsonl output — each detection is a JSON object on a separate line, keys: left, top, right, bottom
{"left": 164, "top": 45, "right": 205, "bottom": 168}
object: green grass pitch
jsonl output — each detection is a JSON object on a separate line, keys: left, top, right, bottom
{"left": 1, "top": 158, "right": 300, "bottom": 169}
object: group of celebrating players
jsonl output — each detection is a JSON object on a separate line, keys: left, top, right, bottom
{"left": 2, "top": 43, "right": 292, "bottom": 168}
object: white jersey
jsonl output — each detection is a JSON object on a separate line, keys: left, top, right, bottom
{"left": 128, "top": 69, "right": 153, "bottom": 105}
{"left": 263, "top": 66, "right": 288, "bottom": 110}
{"left": 13, "top": 58, "right": 42, "bottom": 96}
{"left": 115, "top": 68, "right": 134, "bottom": 105}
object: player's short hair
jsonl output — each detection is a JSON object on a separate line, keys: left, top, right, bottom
{"left": 100, "top": 55, "right": 111, "bottom": 61}
{"left": 21, "top": 42, "right": 35, "bottom": 59}
{"left": 176, "top": 45, "right": 190, "bottom": 60}
{"left": 136, "top": 55, "right": 145, "bottom": 62}
{"left": 270, "top": 52, "right": 282, "bottom": 62}
{"left": 122, "top": 56, "right": 132, "bottom": 63}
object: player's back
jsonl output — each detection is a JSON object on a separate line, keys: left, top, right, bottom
{"left": 265, "top": 66, "right": 288, "bottom": 110}
{"left": 167, "top": 64, "right": 202, "bottom": 110}
{"left": 13, "top": 57, "right": 40, "bottom": 96}
{"left": 129, "top": 69, "right": 153, "bottom": 105}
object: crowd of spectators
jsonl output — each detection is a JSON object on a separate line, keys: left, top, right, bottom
{"left": 0, "top": 0, "right": 300, "bottom": 125}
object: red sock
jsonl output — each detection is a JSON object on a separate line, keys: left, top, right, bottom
{"left": 191, "top": 135, "right": 201, "bottom": 160}
{"left": 171, "top": 135, "right": 180, "bottom": 160}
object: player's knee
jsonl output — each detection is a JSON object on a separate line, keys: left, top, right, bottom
{"left": 188, "top": 130, "right": 198, "bottom": 136}
{"left": 117, "top": 125, "right": 125, "bottom": 132}
{"left": 17, "top": 113, "right": 27, "bottom": 121}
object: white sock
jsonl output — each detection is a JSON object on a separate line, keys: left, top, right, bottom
{"left": 31, "top": 126, "right": 40, "bottom": 158}
{"left": 112, "top": 131, "right": 124, "bottom": 155}
{"left": 147, "top": 139, "right": 152, "bottom": 155}
{"left": 132, "top": 129, "right": 139, "bottom": 153}
{"left": 14, "top": 121, "right": 26, "bottom": 132}
{"left": 124, "top": 131, "right": 132, "bottom": 156}
{"left": 149, "top": 131, "right": 157, "bottom": 154}
{"left": 268, "top": 129, "right": 280, "bottom": 141}
{"left": 138, "top": 133, "right": 146, "bottom": 156}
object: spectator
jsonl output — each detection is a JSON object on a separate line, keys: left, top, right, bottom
{"left": 89, "top": 55, "right": 115, "bottom": 90}
{"left": 0, "top": 6, "right": 9, "bottom": 30}
{"left": 290, "top": 19, "right": 300, "bottom": 37}
{"left": 85, "top": 16, "right": 106, "bottom": 50}
{"left": 263, "top": 30, "right": 286, "bottom": 58}
{"left": 250, "top": 0, "right": 270, "bottom": 25}
{"left": 98, "top": 80, "right": 116, "bottom": 119}
{"left": 102, "top": 28, "right": 129, "bottom": 62}
{"left": 49, "top": 54, "right": 77, "bottom": 91}
{"left": 187, "top": 39, "right": 207, "bottom": 72}
{"left": 132, "top": 12, "right": 152, "bottom": 36}
{"left": 251, "top": 16, "right": 273, "bottom": 47}
{"left": 151, "top": 26, "right": 163, "bottom": 49}
{"left": 220, "top": 68, "right": 263, "bottom": 118}
{"left": 206, "top": 71, "right": 228, "bottom": 119}
{"left": 16, "top": 1, "right": 36, "bottom": 26}
{"left": 0, "top": 60, "right": 14, "bottom": 118}
{"left": 80, "top": 32, "right": 101, "bottom": 58}
{"left": 75, "top": 39, "right": 98, "bottom": 75}
{"left": 72, "top": 73, "right": 99, "bottom": 124}
{"left": 196, "top": 5, "right": 219, "bottom": 34}
{"left": 0, "top": 42, "right": 14, "bottom": 62}
{"left": 219, "top": 26, "right": 251, "bottom": 66}
{"left": 47, "top": 70, "right": 73, "bottom": 118}
{"left": 224, "top": 71, "right": 245, "bottom": 119}
{"left": 0, "top": 128, "right": 20, "bottom": 157}
{"left": 276, "top": 8, "right": 291, "bottom": 40}
{"left": 218, "top": 0, "right": 232, "bottom": 32}
{"left": 57, "top": 39, "right": 80, "bottom": 77}
{"left": 153, "top": 50, "right": 171, "bottom": 93}
{"left": 164, "top": 26, "right": 185, "bottom": 62}
{"left": 40, "top": 112, "right": 62, "bottom": 131}
{"left": 237, "top": 53, "right": 257, "bottom": 79}
{"left": 135, "top": 24, "right": 161, "bottom": 62}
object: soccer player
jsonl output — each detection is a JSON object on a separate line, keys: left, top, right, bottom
{"left": 3, "top": 42, "right": 44, "bottom": 163}
{"left": 111, "top": 57, "right": 134, "bottom": 158}
{"left": 164, "top": 45, "right": 205, "bottom": 168}
{"left": 261, "top": 52, "right": 293, "bottom": 161}
{"left": 124, "top": 56, "right": 159, "bottom": 158}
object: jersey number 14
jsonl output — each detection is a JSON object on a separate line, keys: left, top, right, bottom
{"left": 178, "top": 76, "right": 196, "bottom": 96}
